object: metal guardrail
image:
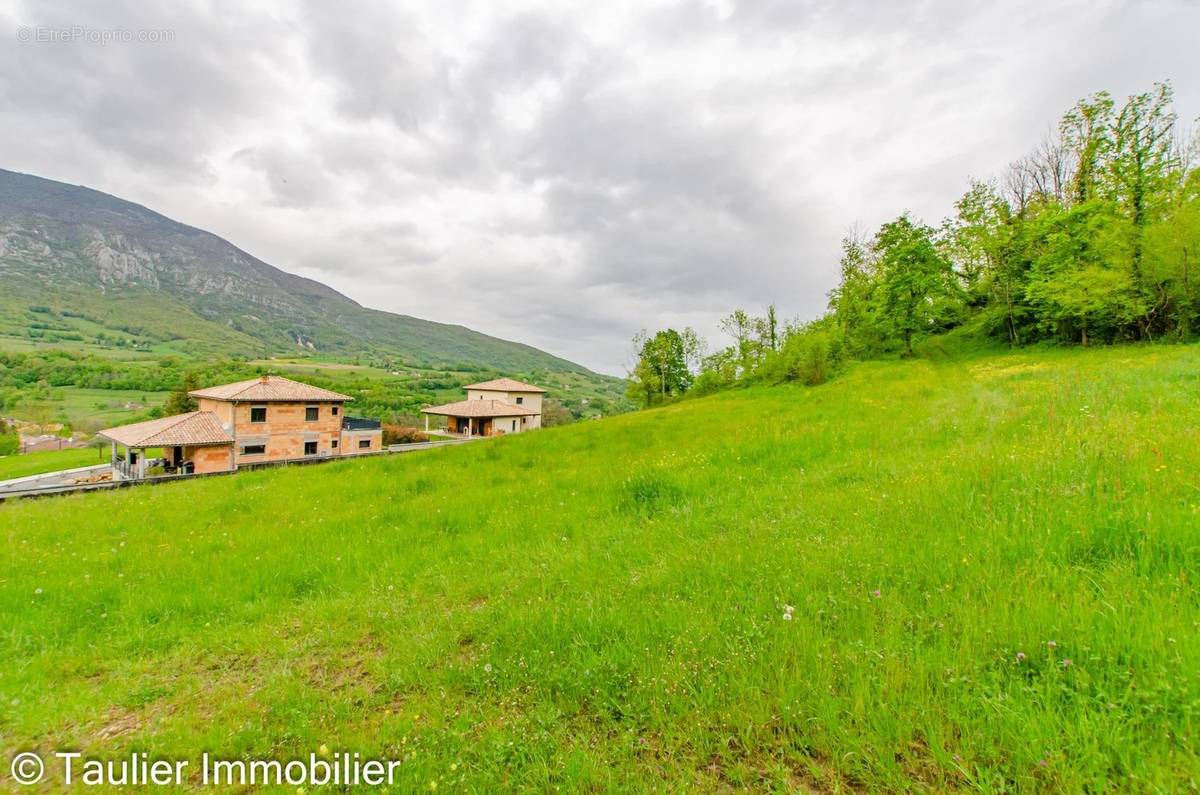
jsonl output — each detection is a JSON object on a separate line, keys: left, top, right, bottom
{"left": 341, "top": 416, "right": 382, "bottom": 431}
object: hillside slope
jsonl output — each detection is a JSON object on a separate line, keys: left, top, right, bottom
{"left": 0, "top": 168, "right": 592, "bottom": 373}
{"left": 2, "top": 345, "right": 1198, "bottom": 790}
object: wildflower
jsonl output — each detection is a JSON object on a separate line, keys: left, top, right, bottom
{"left": 450, "top": 763, "right": 458, "bottom": 772}
{"left": 1016, "top": 652, "right": 1026, "bottom": 662}
{"left": 782, "top": 612, "right": 793, "bottom": 621}
{"left": 782, "top": 604, "right": 795, "bottom": 620}
{"left": 872, "top": 589, "right": 881, "bottom": 598}
{"left": 484, "top": 663, "right": 493, "bottom": 673}
{"left": 34, "top": 588, "right": 43, "bottom": 595}
{"left": 1046, "top": 640, "right": 1057, "bottom": 649}
{"left": 428, "top": 781, "right": 439, "bottom": 791}
{"left": 1061, "top": 659, "right": 1073, "bottom": 668}
{"left": 318, "top": 744, "right": 330, "bottom": 758}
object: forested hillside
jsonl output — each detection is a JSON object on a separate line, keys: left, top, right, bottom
{"left": 627, "top": 82, "right": 1200, "bottom": 405}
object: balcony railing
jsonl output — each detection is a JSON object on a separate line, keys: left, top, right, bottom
{"left": 342, "top": 416, "right": 382, "bottom": 431}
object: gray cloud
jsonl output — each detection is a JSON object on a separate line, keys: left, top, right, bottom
{"left": 1, "top": 0, "right": 1197, "bottom": 373}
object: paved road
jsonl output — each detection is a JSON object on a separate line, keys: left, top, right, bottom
{"left": 0, "top": 463, "right": 111, "bottom": 492}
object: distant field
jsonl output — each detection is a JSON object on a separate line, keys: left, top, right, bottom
{"left": 3, "top": 344, "right": 1196, "bottom": 790}
{"left": 249, "top": 359, "right": 404, "bottom": 378}
{"left": 0, "top": 446, "right": 104, "bottom": 481}
{"left": 0, "top": 334, "right": 162, "bottom": 359}
{"left": 5, "top": 386, "right": 170, "bottom": 430}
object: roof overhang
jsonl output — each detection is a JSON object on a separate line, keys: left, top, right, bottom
{"left": 421, "top": 399, "right": 539, "bottom": 418}
{"left": 97, "top": 411, "right": 235, "bottom": 448}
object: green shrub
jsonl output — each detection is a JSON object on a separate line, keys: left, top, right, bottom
{"left": 757, "top": 320, "right": 846, "bottom": 386}
{"left": 383, "top": 424, "right": 429, "bottom": 445}
{"left": 0, "top": 433, "right": 19, "bottom": 456}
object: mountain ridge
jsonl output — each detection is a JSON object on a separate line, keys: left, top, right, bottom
{"left": 0, "top": 167, "right": 596, "bottom": 375}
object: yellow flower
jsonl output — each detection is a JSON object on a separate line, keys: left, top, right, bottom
{"left": 318, "top": 744, "right": 330, "bottom": 758}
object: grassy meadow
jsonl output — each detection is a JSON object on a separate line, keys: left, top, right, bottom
{"left": 4, "top": 386, "right": 171, "bottom": 431}
{"left": 0, "top": 447, "right": 105, "bottom": 482}
{"left": 1, "top": 344, "right": 1198, "bottom": 791}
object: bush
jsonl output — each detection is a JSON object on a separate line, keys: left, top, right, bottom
{"left": 0, "top": 433, "right": 19, "bottom": 456}
{"left": 382, "top": 424, "right": 428, "bottom": 445}
{"left": 760, "top": 321, "right": 846, "bottom": 386}
{"left": 541, "top": 399, "right": 575, "bottom": 427}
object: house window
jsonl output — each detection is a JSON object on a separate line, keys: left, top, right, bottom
{"left": 358, "top": 438, "right": 371, "bottom": 449}
{"left": 304, "top": 441, "right": 318, "bottom": 456}
{"left": 332, "top": 405, "right": 339, "bottom": 416}
{"left": 511, "top": 420, "right": 517, "bottom": 431}
{"left": 241, "top": 444, "right": 266, "bottom": 456}
{"left": 306, "top": 405, "right": 319, "bottom": 422}
{"left": 250, "top": 405, "right": 267, "bottom": 423}
{"left": 516, "top": 396, "right": 524, "bottom": 404}
{"left": 331, "top": 439, "right": 338, "bottom": 449}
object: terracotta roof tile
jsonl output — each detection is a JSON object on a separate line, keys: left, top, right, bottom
{"left": 421, "top": 399, "right": 540, "bottom": 418}
{"left": 190, "top": 374, "right": 352, "bottom": 402}
{"left": 463, "top": 378, "right": 546, "bottom": 393}
{"left": 98, "top": 411, "right": 234, "bottom": 448}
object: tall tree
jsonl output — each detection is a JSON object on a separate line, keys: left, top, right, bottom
{"left": 164, "top": 372, "right": 200, "bottom": 415}
{"left": 871, "top": 215, "right": 959, "bottom": 356}
{"left": 1061, "top": 91, "right": 1115, "bottom": 206}
{"left": 719, "top": 310, "right": 756, "bottom": 376}
{"left": 829, "top": 231, "right": 880, "bottom": 355}
{"left": 626, "top": 329, "right": 697, "bottom": 406}
{"left": 764, "top": 305, "right": 779, "bottom": 352}
{"left": 1109, "top": 82, "right": 1177, "bottom": 314}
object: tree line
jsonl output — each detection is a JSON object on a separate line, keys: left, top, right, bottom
{"left": 627, "top": 82, "right": 1198, "bottom": 407}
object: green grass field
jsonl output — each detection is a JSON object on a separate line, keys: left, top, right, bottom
{"left": 4, "top": 387, "right": 170, "bottom": 431}
{"left": 2, "top": 344, "right": 1198, "bottom": 791}
{"left": 0, "top": 447, "right": 105, "bottom": 481}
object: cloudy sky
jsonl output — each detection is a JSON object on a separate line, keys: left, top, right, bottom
{"left": 2, "top": 0, "right": 1196, "bottom": 373}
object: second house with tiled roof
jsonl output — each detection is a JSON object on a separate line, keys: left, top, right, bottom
{"left": 98, "top": 374, "right": 382, "bottom": 479}
{"left": 421, "top": 377, "right": 545, "bottom": 438}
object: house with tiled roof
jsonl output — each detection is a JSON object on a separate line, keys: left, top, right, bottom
{"left": 98, "top": 375, "right": 381, "bottom": 480}
{"left": 421, "top": 378, "right": 545, "bottom": 437}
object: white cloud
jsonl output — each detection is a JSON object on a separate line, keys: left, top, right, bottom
{"left": 1, "top": 0, "right": 1197, "bottom": 373}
